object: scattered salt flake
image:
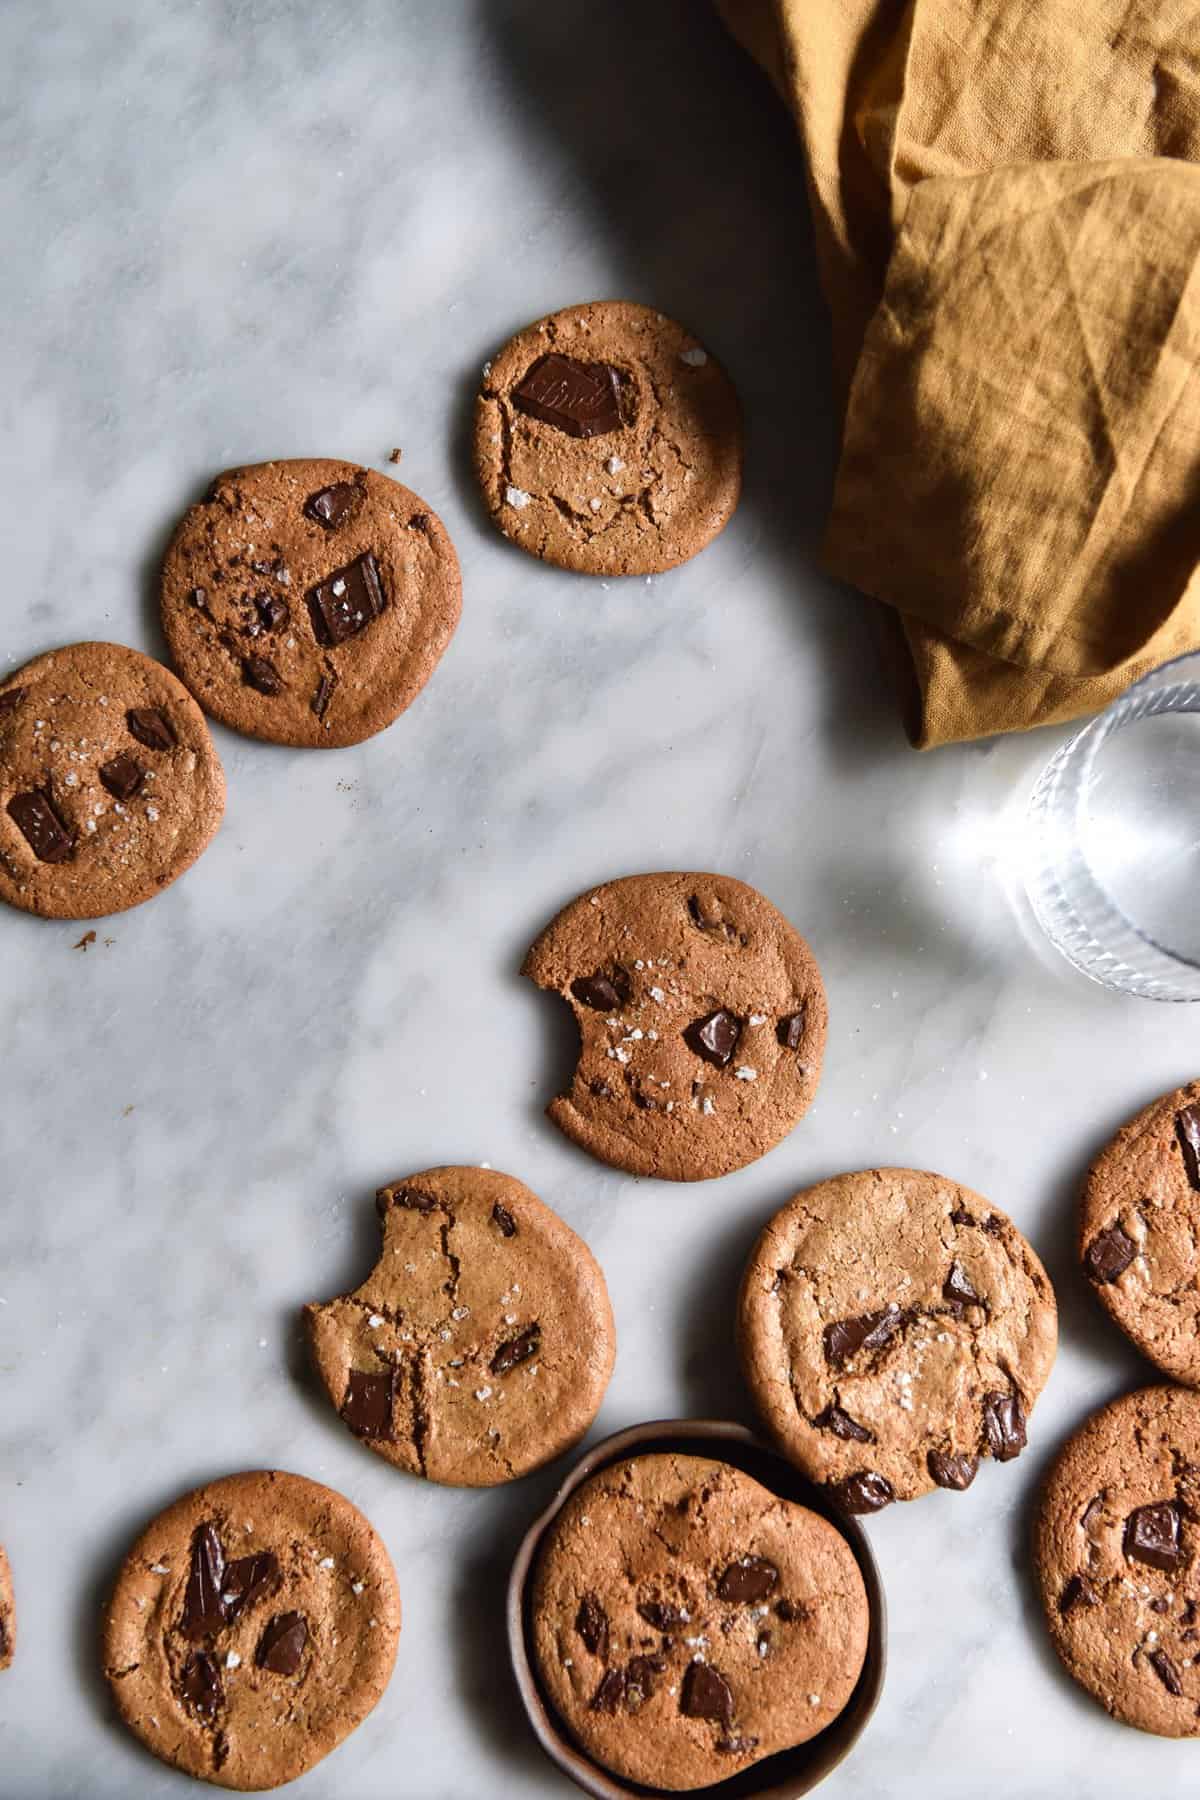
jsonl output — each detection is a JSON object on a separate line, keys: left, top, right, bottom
{"left": 735, "top": 1067, "right": 758, "bottom": 1081}
{"left": 505, "top": 485, "right": 531, "bottom": 510}
{"left": 647, "top": 1029, "right": 659, "bottom": 1041}
{"left": 702, "top": 1096, "right": 716, "bottom": 1115}
{"left": 146, "top": 806, "right": 159, "bottom": 822}
{"left": 451, "top": 1306, "right": 470, "bottom": 1320}
{"left": 606, "top": 455, "right": 624, "bottom": 474}
{"left": 319, "top": 1557, "right": 335, "bottom": 1570}
{"left": 85, "top": 819, "right": 97, "bottom": 834}
{"left": 749, "top": 1013, "right": 767, "bottom": 1026}
{"left": 150, "top": 1563, "right": 169, "bottom": 1575}
{"left": 649, "top": 987, "right": 665, "bottom": 1003}
{"left": 607, "top": 1046, "right": 630, "bottom": 1065}
{"left": 475, "top": 1386, "right": 493, "bottom": 1401}
{"left": 331, "top": 578, "right": 346, "bottom": 596}
{"left": 808, "top": 1693, "right": 821, "bottom": 1707}
{"left": 680, "top": 346, "right": 708, "bottom": 366}
{"left": 226, "top": 1651, "right": 241, "bottom": 1669}
{"left": 625, "top": 1029, "right": 644, "bottom": 1041}
{"left": 368, "top": 1315, "right": 384, "bottom": 1329}
{"left": 65, "top": 771, "right": 78, "bottom": 786}
{"left": 351, "top": 1581, "right": 365, "bottom": 1595}
{"left": 505, "top": 1312, "right": 517, "bottom": 1325}
{"left": 589, "top": 497, "right": 602, "bottom": 513}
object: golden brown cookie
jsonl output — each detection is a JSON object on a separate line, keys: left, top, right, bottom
{"left": 0, "top": 642, "right": 225, "bottom": 919}
{"left": 1080, "top": 1081, "right": 1200, "bottom": 1384}
{"left": 738, "top": 1170, "right": 1058, "bottom": 1510}
{"left": 304, "top": 1166, "right": 615, "bottom": 1485}
{"left": 0, "top": 1545, "right": 13, "bottom": 1671}
{"left": 522, "top": 871, "right": 826, "bottom": 1181}
{"left": 531, "top": 1452, "right": 869, "bottom": 1790}
{"left": 161, "top": 458, "right": 461, "bottom": 747}
{"left": 473, "top": 301, "right": 743, "bottom": 576}
{"left": 1035, "top": 1386, "right": 1200, "bottom": 1737}
{"left": 102, "top": 1470, "right": 400, "bottom": 1790}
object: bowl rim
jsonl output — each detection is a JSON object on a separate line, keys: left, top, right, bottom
{"left": 506, "top": 1418, "right": 888, "bottom": 1800}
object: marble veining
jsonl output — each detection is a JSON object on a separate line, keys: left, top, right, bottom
{"left": 1, "top": 2, "right": 1196, "bottom": 1795}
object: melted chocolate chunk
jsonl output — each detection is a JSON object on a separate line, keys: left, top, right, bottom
{"left": 311, "top": 672, "right": 336, "bottom": 721}
{"left": 222, "top": 1551, "right": 279, "bottom": 1623}
{"left": 181, "top": 1523, "right": 227, "bottom": 1640}
{"left": 98, "top": 752, "right": 145, "bottom": 801}
{"left": 256, "top": 595, "right": 289, "bottom": 632}
{"left": 590, "top": 1667, "right": 626, "bottom": 1713}
{"left": 1176, "top": 1106, "right": 1200, "bottom": 1191}
{"left": 181, "top": 1650, "right": 223, "bottom": 1722}
{"left": 1084, "top": 1223, "right": 1137, "bottom": 1284}
{"left": 777, "top": 1010, "right": 805, "bottom": 1050}
{"left": 187, "top": 585, "right": 212, "bottom": 616}
{"left": 0, "top": 688, "right": 25, "bottom": 716}
{"left": 637, "top": 1599, "right": 688, "bottom": 1631}
{"left": 590, "top": 1079, "right": 614, "bottom": 1099}
{"left": 256, "top": 1611, "right": 308, "bottom": 1676}
{"left": 7, "top": 790, "right": 73, "bottom": 863}
{"left": 833, "top": 1471, "right": 894, "bottom": 1514}
{"left": 126, "top": 707, "right": 176, "bottom": 751}
{"left": 824, "top": 1306, "right": 904, "bottom": 1367}
{"left": 775, "top": 1597, "right": 808, "bottom": 1623}
{"left": 1059, "top": 1573, "right": 1100, "bottom": 1615}
{"left": 575, "top": 1593, "right": 608, "bottom": 1658}
{"left": 717, "top": 1735, "right": 760, "bottom": 1755}
{"left": 570, "top": 967, "right": 631, "bottom": 1011}
{"left": 341, "top": 1367, "right": 396, "bottom": 1440}
{"left": 242, "top": 655, "right": 282, "bottom": 696}
{"left": 491, "top": 1201, "right": 517, "bottom": 1237}
{"left": 814, "top": 1403, "right": 874, "bottom": 1443}
{"left": 391, "top": 1186, "right": 439, "bottom": 1213}
{"left": 680, "top": 1659, "right": 734, "bottom": 1729}
{"left": 981, "top": 1391, "right": 1027, "bottom": 1462}
{"left": 949, "top": 1205, "right": 976, "bottom": 1226}
{"left": 306, "top": 552, "right": 386, "bottom": 647}
{"left": 928, "top": 1450, "right": 978, "bottom": 1491}
{"left": 512, "top": 353, "right": 629, "bottom": 438}
{"left": 684, "top": 1009, "right": 742, "bottom": 1068}
{"left": 943, "top": 1261, "right": 981, "bottom": 1307}
{"left": 982, "top": 1215, "right": 1004, "bottom": 1236}
{"left": 1124, "top": 1502, "right": 1182, "bottom": 1571}
{"left": 491, "top": 1325, "right": 541, "bottom": 1375}
{"left": 304, "top": 481, "right": 363, "bottom": 530}
{"left": 716, "top": 1557, "right": 779, "bottom": 1604}
{"left": 1150, "top": 1595, "right": 1171, "bottom": 1614}
{"left": 1149, "top": 1648, "right": 1183, "bottom": 1696}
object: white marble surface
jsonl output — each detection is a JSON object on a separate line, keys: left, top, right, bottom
{"left": 2, "top": 2, "right": 1198, "bottom": 1795}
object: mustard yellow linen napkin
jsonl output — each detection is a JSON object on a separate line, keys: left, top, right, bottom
{"left": 719, "top": 0, "right": 1200, "bottom": 746}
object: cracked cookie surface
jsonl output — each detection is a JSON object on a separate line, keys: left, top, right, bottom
{"left": 1080, "top": 1081, "right": 1200, "bottom": 1384}
{"left": 0, "top": 1545, "right": 13, "bottom": 1671}
{"left": 0, "top": 641, "right": 225, "bottom": 919}
{"left": 738, "top": 1169, "right": 1057, "bottom": 1509}
{"left": 522, "top": 871, "right": 826, "bottom": 1181}
{"left": 304, "top": 1166, "right": 615, "bottom": 1485}
{"left": 473, "top": 301, "right": 743, "bottom": 576}
{"left": 531, "top": 1452, "right": 869, "bottom": 1791}
{"left": 161, "top": 458, "right": 461, "bottom": 747}
{"left": 1036, "top": 1385, "right": 1200, "bottom": 1736}
{"left": 102, "top": 1469, "right": 400, "bottom": 1790}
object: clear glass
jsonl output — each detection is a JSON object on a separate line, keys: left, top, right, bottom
{"left": 1025, "top": 651, "right": 1200, "bottom": 1001}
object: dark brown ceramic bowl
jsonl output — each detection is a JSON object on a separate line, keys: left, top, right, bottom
{"left": 508, "top": 1420, "right": 887, "bottom": 1800}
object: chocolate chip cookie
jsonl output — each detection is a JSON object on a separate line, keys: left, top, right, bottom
{"left": 1080, "top": 1081, "right": 1200, "bottom": 1384}
{"left": 738, "top": 1169, "right": 1058, "bottom": 1510}
{"left": 531, "top": 1452, "right": 869, "bottom": 1790}
{"left": 522, "top": 871, "right": 826, "bottom": 1182}
{"left": 0, "top": 1545, "right": 13, "bottom": 1671}
{"left": 161, "top": 458, "right": 461, "bottom": 747}
{"left": 1035, "top": 1385, "right": 1200, "bottom": 1736}
{"left": 102, "top": 1469, "right": 400, "bottom": 1790}
{"left": 0, "top": 642, "right": 225, "bottom": 919}
{"left": 473, "top": 301, "right": 743, "bottom": 576}
{"left": 304, "top": 1166, "right": 615, "bottom": 1485}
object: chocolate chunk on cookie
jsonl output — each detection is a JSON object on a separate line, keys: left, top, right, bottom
{"left": 161, "top": 459, "right": 461, "bottom": 747}
{"left": 531, "top": 1453, "right": 869, "bottom": 1790}
{"left": 1034, "top": 1385, "right": 1200, "bottom": 1736}
{"left": 1080, "top": 1081, "right": 1200, "bottom": 1383}
{"left": 738, "top": 1170, "right": 1057, "bottom": 1506}
{"left": 0, "top": 643, "right": 224, "bottom": 919}
{"left": 304, "top": 1167, "right": 615, "bottom": 1485}
{"left": 522, "top": 871, "right": 827, "bottom": 1181}
{"left": 474, "top": 302, "right": 743, "bottom": 577}
{"left": 0, "top": 1545, "right": 14, "bottom": 1671}
{"left": 102, "top": 1470, "right": 400, "bottom": 1789}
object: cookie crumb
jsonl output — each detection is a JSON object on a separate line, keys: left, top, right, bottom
{"left": 388, "top": 447, "right": 402, "bottom": 463}
{"left": 73, "top": 930, "right": 97, "bottom": 951}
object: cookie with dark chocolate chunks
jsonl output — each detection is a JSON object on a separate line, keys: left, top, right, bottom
{"left": 161, "top": 458, "right": 460, "bottom": 748}
{"left": 305, "top": 1166, "right": 614, "bottom": 1485}
{"left": 531, "top": 1452, "right": 868, "bottom": 1790}
{"left": 102, "top": 1469, "right": 400, "bottom": 1788}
